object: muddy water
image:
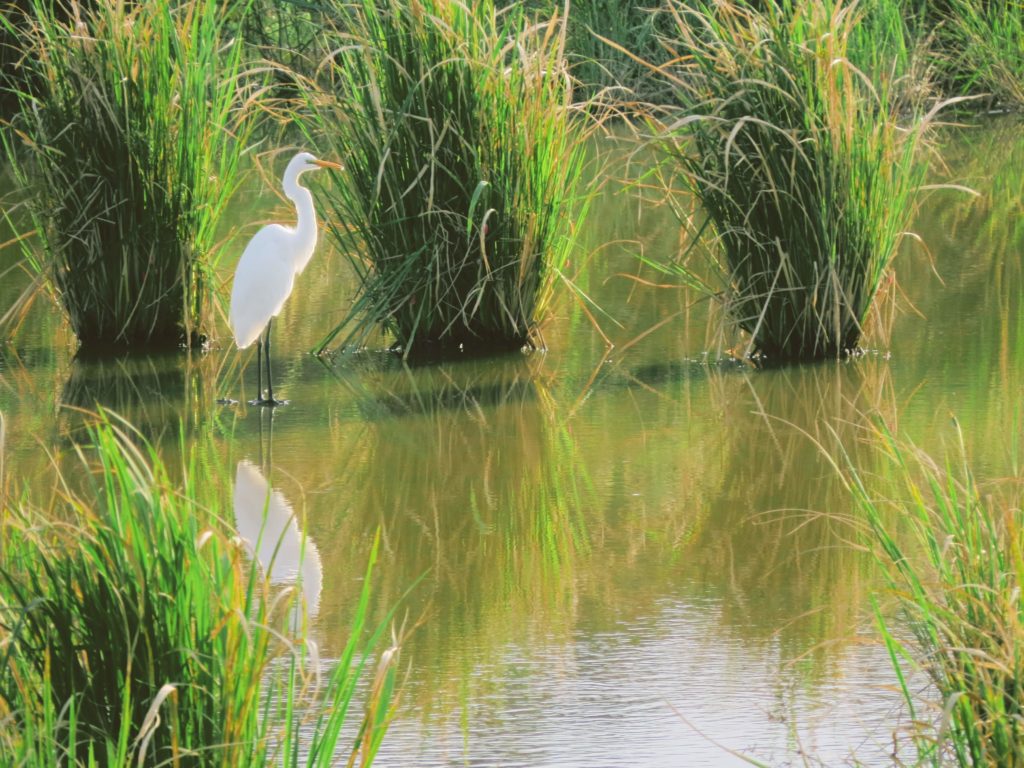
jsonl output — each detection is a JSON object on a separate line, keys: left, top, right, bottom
{"left": 1, "top": 118, "right": 1021, "bottom": 766}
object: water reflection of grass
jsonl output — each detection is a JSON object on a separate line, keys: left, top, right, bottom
{"left": 894, "top": 117, "right": 1024, "bottom": 475}
{"left": 301, "top": 358, "right": 590, "bottom": 713}
{"left": 697, "top": 360, "right": 896, "bottom": 665}
{"left": 0, "top": 416, "right": 397, "bottom": 766}
{"left": 58, "top": 351, "right": 219, "bottom": 443}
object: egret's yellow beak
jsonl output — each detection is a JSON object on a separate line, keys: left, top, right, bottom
{"left": 312, "top": 159, "right": 343, "bottom": 170}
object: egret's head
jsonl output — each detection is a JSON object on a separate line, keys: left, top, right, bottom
{"left": 283, "top": 151, "right": 343, "bottom": 190}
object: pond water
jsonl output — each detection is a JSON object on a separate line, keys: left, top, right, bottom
{"left": 1, "top": 117, "right": 1021, "bottom": 766}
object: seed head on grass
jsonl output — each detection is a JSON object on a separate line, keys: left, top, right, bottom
{"left": 307, "top": 0, "right": 590, "bottom": 359}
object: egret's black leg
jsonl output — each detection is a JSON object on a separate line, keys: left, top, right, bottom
{"left": 249, "top": 330, "right": 265, "bottom": 406}
{"left": 264, "top": 317, "right": 276, "bottom": 405}
{"left": 262, "top": 318, "right": 287, "bottom": 406}
{"left": 257, "top": 405, "right": 265, "bottom": 466}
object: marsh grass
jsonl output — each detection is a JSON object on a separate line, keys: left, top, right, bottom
{"left": 653, "top": 0, "right": 936, "bottom": 362}
{"left": 536, "top": 0, "right": 670, "bottom": 103}
{"left": 0, "top": 415, "right": 398, "bottom": 766}
{"left": 838, "top": 424, "right": 1024, "bottom": 765}
{"left": 935, "top": 0, "right": 1024, "bottom": 109}
{"left": 0, "top": 0, "right": 256, "bottom": 350}
{"left": 308, "top": 0, "right": 590, "bottom": 358}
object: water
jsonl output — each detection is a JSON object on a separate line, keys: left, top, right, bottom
{"left": 1, "top": 117, "right": 1022, "bottom": 766}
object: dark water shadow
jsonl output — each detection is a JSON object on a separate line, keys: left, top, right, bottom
{"left": 57, "top": 350, "right": 215, "bottom": 444}
{"left": 323, "top": 349, "right": 543, "bottom": 422}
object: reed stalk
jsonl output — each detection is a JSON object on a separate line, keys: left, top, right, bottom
{"left": 838, "top": 424, "right": 1024, "bottom": 765}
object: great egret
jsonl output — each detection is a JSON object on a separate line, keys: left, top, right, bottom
{"left": 229, "top": 151, "right": 342, "bottom": 406}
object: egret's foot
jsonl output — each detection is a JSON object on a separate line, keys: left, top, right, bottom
{"left": 248, "top": 396, "right": 288, "bottom": 407}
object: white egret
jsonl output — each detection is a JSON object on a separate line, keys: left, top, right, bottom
{"left": 229, "top": 151, "right": 341, "bottom": 406}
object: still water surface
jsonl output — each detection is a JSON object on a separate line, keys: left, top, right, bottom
{"left": 1, "top": 118, "right": 1022, "bottom": 766}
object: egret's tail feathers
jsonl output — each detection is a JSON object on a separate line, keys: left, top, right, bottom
{"left": 229, "top": 306, "right": 265, "bottom": 350}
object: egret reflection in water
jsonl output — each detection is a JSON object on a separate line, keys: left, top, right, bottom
{"left": 233, "top": 415, "right": 322, "bottom": 618}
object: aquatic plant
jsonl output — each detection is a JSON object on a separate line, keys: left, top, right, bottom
{"left": 0, "top": 415, "right": 397, "bottom": 766}
{"left": 0, "top": 0, "right": 256, "bottom": 350}
{"left": 522, "top": 0, "right": 670, "bottom": 104}
{"left": 654, "top": 0, "right": 935, "bottom": 362}
{"left": 308, "top": 0, "right": 589, "bottom": 358}
{"left": 838, "top": 423, "right": 1024, "bottom": 766}
{"left": 934, "top": 0, "right": 1024, "bottom": 108}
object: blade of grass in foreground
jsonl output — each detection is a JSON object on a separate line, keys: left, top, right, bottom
{"left": 838, "top": 421, "right": 1024, "bottom": 765}
{"left": 0, "top": 411, "right": 399, "bottom": 766}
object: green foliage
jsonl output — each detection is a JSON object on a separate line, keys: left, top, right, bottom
{"left": 1, "top": 0, "right": 256, "bottom": 350}
{"left": 934, "top": 0, "right": 1024, "bottom": 108}
{"left": 308, "top": 0, "right": 590, "bottom": 357}
{"left": 654, "top": 0, "right": 930, "bottom": 362}
{"left": 840, "top": 424, "right": 1024, "bottom": 765}
{"left": 521, "top": 0, "right": 670, "bottom": 102}
{"left": 0, "top": 415, "right": 398, "bottom": 766}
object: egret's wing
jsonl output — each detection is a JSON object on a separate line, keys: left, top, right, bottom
{"left": 228, "top": 226, "right": 298, "bottom": 349}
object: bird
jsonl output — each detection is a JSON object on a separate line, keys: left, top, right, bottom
{"left": 229, "top": 151, "right": 342, "bottom": 406}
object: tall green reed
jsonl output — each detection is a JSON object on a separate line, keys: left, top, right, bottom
{"left": 654, "top": 0, "right": 937, "bottom": 362}
{"left": 838, "top": 423, "right": 1024, "bottom": 766}
{"left": 1, "top": 0, "right": 256, "bottom": 350}
{"left": 0, "top": 414, "right": 398, "bottom": 766}
{"left": 308, "top": 0, "right": 590, "bottom": 358}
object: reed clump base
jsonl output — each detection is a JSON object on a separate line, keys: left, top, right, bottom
{"left": 654, "top": 0, "right": 930, "bottom": 363}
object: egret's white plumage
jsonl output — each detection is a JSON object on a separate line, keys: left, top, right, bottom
{"left": 229, "top": 225, "right": 300, "bottom": 349}
{"left": 229, "top": 152, "right": 337, "bottom": 349}
{"left": 228, "top": 151, "right": 340, "bottom": 404}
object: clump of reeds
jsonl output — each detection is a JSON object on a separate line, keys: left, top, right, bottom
{"left": 0, "top": 415, "right": 397, "bottom": 765}
{"left": 309, "top": 0, "right": 589, "bottom": 358}
{"left": 935, "top": 0, "right": 1024, "bottom": 109}
{"left": 1, "top": 0, "right": 255, "bottom": 350}
{"left": 655, "top": 0, "right": 934, "bottom": 362}
{"left": 840, "top": 423, "right": 1024, "bottom": 765}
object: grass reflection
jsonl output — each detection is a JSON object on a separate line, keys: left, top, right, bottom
{"left": 301, "top": 356, "right": 591, "bottom": 713}
{"left": 894, "top": 117, "right": 1024, "bottom": 474}
{"left": 58, "top": 351, "right": 218, "bottom": 444}
{"left": 697, "top": 360, "right": 895, "bottom": 665}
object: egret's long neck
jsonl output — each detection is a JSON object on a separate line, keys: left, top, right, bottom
{"left": 286, "top": 176, "right": 317, "bottom": 246}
